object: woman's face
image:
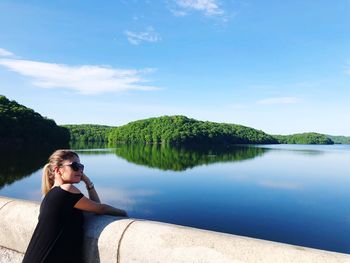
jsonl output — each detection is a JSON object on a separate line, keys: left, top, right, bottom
{"left": 59, "top": 155, "right": 84, "bottom": 184}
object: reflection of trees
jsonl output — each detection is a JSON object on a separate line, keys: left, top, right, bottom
{"left": 0, "top": 144, "right": 68, "bottom": 189}
{"left": 71, "top": 141, "right": 115, "bottom": 155}
{"left": 70, "top": 141, "right": 110, "bottom": 150}
{"left": 114, "top": 144, "right": 267, "bottom": 171}
{"left": 258, "top": 145, "right": 325, "bottom": 156}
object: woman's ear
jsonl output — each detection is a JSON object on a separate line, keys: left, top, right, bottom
{"left": 53, "top": 166, "right": 62, "bottom": 176}
{"left": 54, "top": 167, "right": 65, "bottom": 184}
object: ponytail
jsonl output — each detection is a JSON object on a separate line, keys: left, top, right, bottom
{"left": 42, "top": 163, "right": 54, "bottom": 195}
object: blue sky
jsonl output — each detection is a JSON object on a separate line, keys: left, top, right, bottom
{"left": 0, "top": 0, "right": 349, "bottom": 135}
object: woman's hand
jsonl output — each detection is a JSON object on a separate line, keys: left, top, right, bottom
{"left": 81, "top": 173, "right": 92, "bottom": 186}
{"left": 81, "top": 173, "right": 101, "bottom": 203}
{"left": 75, "top": 198, "right": 128, "bottom": 217}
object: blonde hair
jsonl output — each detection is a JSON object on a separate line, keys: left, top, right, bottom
{"left": 42, "top": 150, "right": 79, "bottom": 195}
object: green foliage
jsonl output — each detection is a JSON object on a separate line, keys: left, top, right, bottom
{"left": 326, "top": 135, "right": 350, "bottom": 144}
{"left": 69, "top": 140, "right": 111, "bottom": 150}
{"left": 273, "top": 133, "right": 334, "bottom": 145}
{"left": 114, "top": 144, "right": 267, "bottom": 171}
{"left": 0, "top": 95, "right": 69, "bottom": 146}
{"left": 1, "top": 95, "right": 343, "bottom": 147}
{"left": 108, "top": 115, "right": 278, "bottom": 145}
{"left": 62, "top": 124, "right": 113, "bottom": 143}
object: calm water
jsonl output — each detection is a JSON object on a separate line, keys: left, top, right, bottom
{"left": 0, "top": 144, "right": 349, "bottom": 254}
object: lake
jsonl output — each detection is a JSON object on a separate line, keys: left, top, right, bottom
{"left": 0, "top": 144, "right": 349, "bottom": 254}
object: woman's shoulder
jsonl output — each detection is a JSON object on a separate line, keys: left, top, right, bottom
{"left": 59, "top": 184, "right": 82, "bottom": 194}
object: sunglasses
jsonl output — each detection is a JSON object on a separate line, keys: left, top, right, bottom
{"left": 63, "top": 162, "right": 84, "bottom": 172}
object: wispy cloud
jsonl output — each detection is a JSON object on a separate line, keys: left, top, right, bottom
{"left": 258, "top": 180, "right": 301, "bottom": 190}
{"left": 124, "top": 27, "right": 161, "bottom": 45}
{"left": 249, "top": 81, "right": 318, "bottom": 92}
{"left": 170, "top": 9, "right": 188, "bottom": 16}
{"left": 0, "top": 57, "right": 159, "bottom": 95}
{"left": 257, "top": 97, "right": 302, "bottom": 105}
{"left": 97, "top": 186, "right": 158, "bottom": 211}
{"left": 0, "top": 48, "right": 14, "bottom": 57}
{"left": 173, "top": 0, "right": 224, "bottom": 17}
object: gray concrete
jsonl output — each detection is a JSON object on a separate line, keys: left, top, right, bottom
{"left": 0, "top": 246, "right": 23, "bottom": 263}
{"left": 1, "top": 196, "right": 350, "bottom": 263}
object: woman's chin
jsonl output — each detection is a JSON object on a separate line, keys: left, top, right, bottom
{"left": 74, "top": 177, "right": 81, "bottom": 183}
{"left": 75, "top": 175, "right": 82, "bottom": 179}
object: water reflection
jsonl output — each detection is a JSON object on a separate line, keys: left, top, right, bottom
{"left": 70, "top": 141, "right": 110, "bottom": 150}
{"left": 257, "top": 144, "right": 326, "bottom": 156}
{"left": 114, "top": 144, "right": 267, "bottom": 171}
{"left": 0, "top": 145, "right": 66, "bottom": 189}
{"left": 1, "top": 143, "right": 350, "bottom": 253}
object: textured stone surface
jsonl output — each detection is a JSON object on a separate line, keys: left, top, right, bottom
{"left": 0, "top": 197, "right": 39, "bottom": 253}
{"left": 82, "top": 213, "right": 135, "bottom": 263}
{"left": 1, "top": 196, "right": 350, "bottom": 263}
{"left": 0, "top": 246, "right": 23, "bottom": 263}
{"left": 119, "top": 220, "right": 350, "bottom": 263}
{"left": 0, "top": 196, "right": 13, "bottom": 210}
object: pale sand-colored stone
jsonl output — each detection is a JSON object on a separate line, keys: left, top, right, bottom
{"left": 0, "top": 197, "right": 39, "bottom": 253}
{"left": 0, "top": 196, "right": 14, "bottom": 210}
{"left": 1, "top": 196, "right": 350, "bottom": 263}
{"left": 120, "top": 220, "right": 350, "bottom": 263}
{"left": 0, "top": 246, "right": 23, "bottom": 263}
{"left": 82, "top": 213, "right": 135, "bottom": 263}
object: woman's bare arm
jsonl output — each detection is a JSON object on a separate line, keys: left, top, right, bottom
{"left": 62, "top": 184, "right": 127, "bottom": 217}
{"left": 81, "top": 173, "right": 101, "bottom": 203}
{"left": 74, "top": 196, "right": 128, "bottom": 217}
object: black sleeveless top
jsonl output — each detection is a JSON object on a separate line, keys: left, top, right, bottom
{"left": 23, "top": 187, "right": 84, "bottom": 263}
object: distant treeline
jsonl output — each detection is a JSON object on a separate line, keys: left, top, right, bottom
{"left": 108, "top": 115, "right": 278, "bottom": 145}
{"left": 61, "top": 117, "right": 347, "bottom": 145}
{"left": 326, "top": 135, "right": 350, "bottom": 144}
{"left": 0, "top": 95, "right": 69, "bottom": 147}
{"left": 273, "top": 133, "right": 333, "bottom": 145}
{"left": 62, "top": 124, "right": 113, "bottom": 143}
{"left": 1, "top": 95, "right": 349, "bottom": 146}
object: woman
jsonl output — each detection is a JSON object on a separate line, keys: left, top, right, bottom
{"left": 23, "top": 149, "right": 127, "bottom": 263}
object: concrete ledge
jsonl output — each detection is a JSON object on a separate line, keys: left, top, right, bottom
{"left": 1, "top": 196, "right": 349, "bottom": 263}
{"left": 0, "top": 246, "right": 23, "bottom": 263}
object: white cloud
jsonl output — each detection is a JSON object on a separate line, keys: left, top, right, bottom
{"left": 0, "top": 48, "right": 14, "bottom": 57}
{"left": 124, "top": 27, "right": 161, "bottom": 45}
{"left": 258, "top": 180, "right": 301, "bottom": 190}
{"left": 174, "top": 0, "right": 224, "bottom": 16}
{"left": 257, "top": 97, "right": 302, "bottom": 105}
{"left": 96, "top": 186, "right": 158, "bottom": 211}
{"left": 170, "top": 9, "right": 188, "bottom": 16}
{"left": 0, "top": 58, "right": 159, "bottom": 94}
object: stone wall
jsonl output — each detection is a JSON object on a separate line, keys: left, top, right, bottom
{"left": 1, "top": 196, "right": 350, "bottom": 263}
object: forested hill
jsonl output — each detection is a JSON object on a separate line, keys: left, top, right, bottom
{"left": 108, "top": 115, "right": 278, "bottom": 145}
{"left": 62, "top": 124, "right": 113, "bottom": 142}
{"left": 273, "top": 133, "right": 333, "bottom": 145}
{"left": 326, "top": 135, "right": 350, "bottom": 144}
{"left": 0, "top": 95, "right": 69, "bottom": 146}
{"left": 0, "top": 94, "right": 343, "bottom": 146}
